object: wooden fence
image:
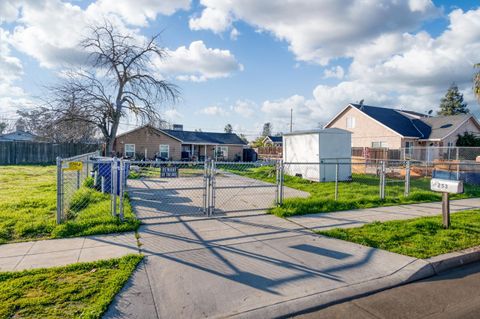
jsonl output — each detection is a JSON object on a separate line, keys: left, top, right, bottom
{"left": 255, "top": 146, "right": 282, "bottom": 159}
{"left": 0, "top": 141, "right": 100, "bottom": 165}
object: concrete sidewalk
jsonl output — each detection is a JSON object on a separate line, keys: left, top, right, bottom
{"left": 104, "top": 196, "right": 480, "bottom": 318}
{"left": 104, "top": 210, "right": 434, "bottom": 318}
{"left": 287, "top": 198, "right": 480, "bottom": 231}
{"left": 0, "top": 232, "right": 138, "bottom": 271}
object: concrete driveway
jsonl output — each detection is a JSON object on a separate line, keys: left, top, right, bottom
{"left": 126, "top": 172, "right": 308, "bottom": 218}
{"left": 104, "top": 174, "right": 427, "bottom": 318}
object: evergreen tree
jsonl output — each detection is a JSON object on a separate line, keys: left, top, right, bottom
{"left": 261, "top": 122, "right": 272, "bottom": 137}
{"left": 224, "top": 124, "right": 233, "bottom": 133}
{"left": 474, "top": 63, "right": 480, "bottom": 103}
{"left": 438, "top": 83, "right": 469, "bottom": 116}
{"left": 0, "top": 122, "right": 7, "bottom": 135}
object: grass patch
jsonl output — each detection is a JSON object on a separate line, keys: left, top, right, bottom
{"left": 318, "top": 210, "right": 480, "bottom": 258}
{"left": 0, "top": 254, "right": 142, "bottom": 319}
{"left": 0, "top": 166, "right": 139, "bottom": 244}
{"left": 224, "top": 166, "right": 480, "bottom": 217}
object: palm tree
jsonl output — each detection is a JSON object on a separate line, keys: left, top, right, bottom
{"left": 475, "top": 63, "right": 480, "bottom": 103}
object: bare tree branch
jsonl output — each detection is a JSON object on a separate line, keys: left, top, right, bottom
{"left": 39, "top": 20, "right": 180, "bottom": 153}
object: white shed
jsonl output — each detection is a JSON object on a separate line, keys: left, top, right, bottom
{"left": 282, "top": 128, "right": 351, "bottom": 182}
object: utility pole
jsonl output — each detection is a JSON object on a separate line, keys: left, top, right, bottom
{"left": 290, "top": 108, "right": 293, "bottom": 132}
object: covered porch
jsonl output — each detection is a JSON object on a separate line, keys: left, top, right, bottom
{"left": 181, "top": 144, "right": 227, "bottom": 161}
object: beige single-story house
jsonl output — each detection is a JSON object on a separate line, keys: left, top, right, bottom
{"left": 114, "top": 125, "right": 247, "bottom": 161}
{"left": 325, "top": 103, "right": 480, "bottom": 149}
{"left": 262, "top": 135, "right": 283, "bottom": 147}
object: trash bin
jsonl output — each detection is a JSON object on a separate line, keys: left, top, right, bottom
{"left": 92, "top": 159, "right": 130, "bottom": 195}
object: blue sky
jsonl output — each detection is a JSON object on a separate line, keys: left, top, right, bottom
{"left": 1, "top": 0, "right": 480, "bottom": 139}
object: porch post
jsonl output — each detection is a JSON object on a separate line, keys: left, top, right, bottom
{"left": 204, "top": 144, "right": 207, "bottom": 160}
{"left": 191, "top": 144, "right": 194, "bottom": 160}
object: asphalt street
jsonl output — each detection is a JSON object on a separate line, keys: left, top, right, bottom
{"left": 295, "top": 261, "right": 480, "bottom": 319}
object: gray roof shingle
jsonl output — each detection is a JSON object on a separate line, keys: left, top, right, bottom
{"left": 349, "top": 103, "right": 478, "bottom": 140}
{"left": 162, "top": 129, "right": 247, "bottom": 145}
{"left": 420, "top": 114, "right": 471, "bottom": 140}
{"left": 267, "top": 135, "right": 282, "bottom": 143}
{"left": 351, "top": 103, "right": 430, "bottom": 138}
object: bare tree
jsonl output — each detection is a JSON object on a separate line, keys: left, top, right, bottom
{"left": 46, "top": 21, "right": 179, "bottom": 154}
{"left": 17, "top": 108, "right": 99, "bottom": 143}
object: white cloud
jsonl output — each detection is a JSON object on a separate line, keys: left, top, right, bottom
{"left": 189, "top": 4, "right": 233, "bottom": 33}
{"left": 0, "top": 0, "right": 20, "bottom": 23}
{"left": 0, "top": 27, "right": 30, "bottom": 117}
{"left": 163, "top": 108, "right": 184, "bottom": 122}
{"left": 200, "top": 105, "right": 228, "bottom": 116}
{"left": 323, "top": 66, "right": 344, "bottom": 79}
{"left": 230, "top": 27, "right": 239, "bottom": 40}
{"left": 7, "top": 0, "right": 190, "bottom": 69}
{"left": 92, "top": 0, "right": 190, "bottom": 26}
{"left": 261, "top": 94, "right": 321, "bottom": 131}
{"left": 231, "top": 100, "right": 255, "bottom": 117}
{"left": 260, "top": 6, "right": 480, "bottom": 131}
{"left": 157, "top": 40, "right": 243, "bottom": 81}
{"left": 190, "top": 0, "right": 440, "bottom": 65}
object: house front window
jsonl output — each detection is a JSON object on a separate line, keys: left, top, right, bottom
{"left": 215, "top": 146, "right": 228, "bottom": 159}
{"left": 346, "top": 116, "right": 356, "bottom": 129}
{"left": 125, "top": 144, "right": 135, "bottom": 158}
{"left": 372, "top": 141, "right": 388, "bottom": 148}
{"left": 159, "top": 144, "right": 169, "bottom": 159}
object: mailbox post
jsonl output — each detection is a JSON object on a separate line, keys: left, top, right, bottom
{"left": 430, "top": 178, "right": 464, "bottom": 229}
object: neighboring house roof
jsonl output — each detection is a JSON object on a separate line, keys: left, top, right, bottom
{"left": 116, "top": 125, "right": 247, "bottom": 145}
{"left": 263, "top": 135, "right": 283, "bottom": 144}
{"left": 326, "top": 103, "right": 480, "bottom": 141}
{"left": 349, "top": 103, "right": 431, "bottom": 138}
{"left": 162, "top": 129, "right": 247, "bottom": 145}
{"left": 0, "top": 130, "right": 38, "bottom": 142}
{"left": 420, "top": 114, "right": 473, "bottom": 140}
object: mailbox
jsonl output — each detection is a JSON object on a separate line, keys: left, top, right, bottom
{"left": 430, "top": 179, "right": 463, "bottom": 194}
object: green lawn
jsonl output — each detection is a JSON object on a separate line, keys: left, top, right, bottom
{"left": 0, "top": 254, "right": 142, "bottom": 319}
{"left": 318, "top": 210, "right": 480, "bottom": 259}
{"left": 0, "top": 166, "right": 139, "bottom": 244}
{"left": 224, "top": 166, "right": 480, "bottom": 217}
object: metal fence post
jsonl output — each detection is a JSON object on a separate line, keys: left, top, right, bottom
{"left": 275, "top": 161, "right": 280, "bottom": 205}
{"left": 279, "top": 161, "right": 284, "bottom": 205}
{"left": 211, "top": 160, "right": 216, "bottom": 216}
{"left": 76, "top": 170, "right": 80, "bottom": 189}
{"left": 335, "top": 163, "right": 339, "bottom": 201}
{"left": 56, "top": 156, "right": 63, "bottom": 224}
{"left": 119, "top": 159, "right": 124, "bottom": 221}
{"left": 111, "top": 158, "right": 118, "bottom": 217}
{"left": 203, "top": 160, "right": 208, "bottom": 215}
{"left": 404, "top": 160, "right": 410, "bottom": 197}
{"left": 379, "top": 161, "right": 386, "bottom": 200}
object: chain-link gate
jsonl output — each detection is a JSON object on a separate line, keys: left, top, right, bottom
{"left": 125, "top": 161, "right": 209, "bottom": 218}
{"left": 123, "top": 160, "right": 282, "bottom": 218}
{"left": 210, "top": 161, "right": 281, "bottom": 215}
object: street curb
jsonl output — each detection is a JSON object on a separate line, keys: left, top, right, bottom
{"left": 229, "top": 246, "right": 480, "bottom": 319}
{"left": 426, "top": 245, "right": 480, "bottom": 275}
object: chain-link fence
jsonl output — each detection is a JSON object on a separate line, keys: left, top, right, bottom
{"left": 55, "top": 155, "right": 480, "bottom": 223}
{"left": 282, "top": 159, "right": 480, "bottom": 204}
{"left": 56, "top": 151, "right": 124, "bottom": 223}
{"left": 353, "top": 146, "right": 480, "bottom": 162}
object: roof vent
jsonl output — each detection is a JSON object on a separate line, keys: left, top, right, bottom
{"left": 172, "top": 124, "right": 183, "bottom": 131}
